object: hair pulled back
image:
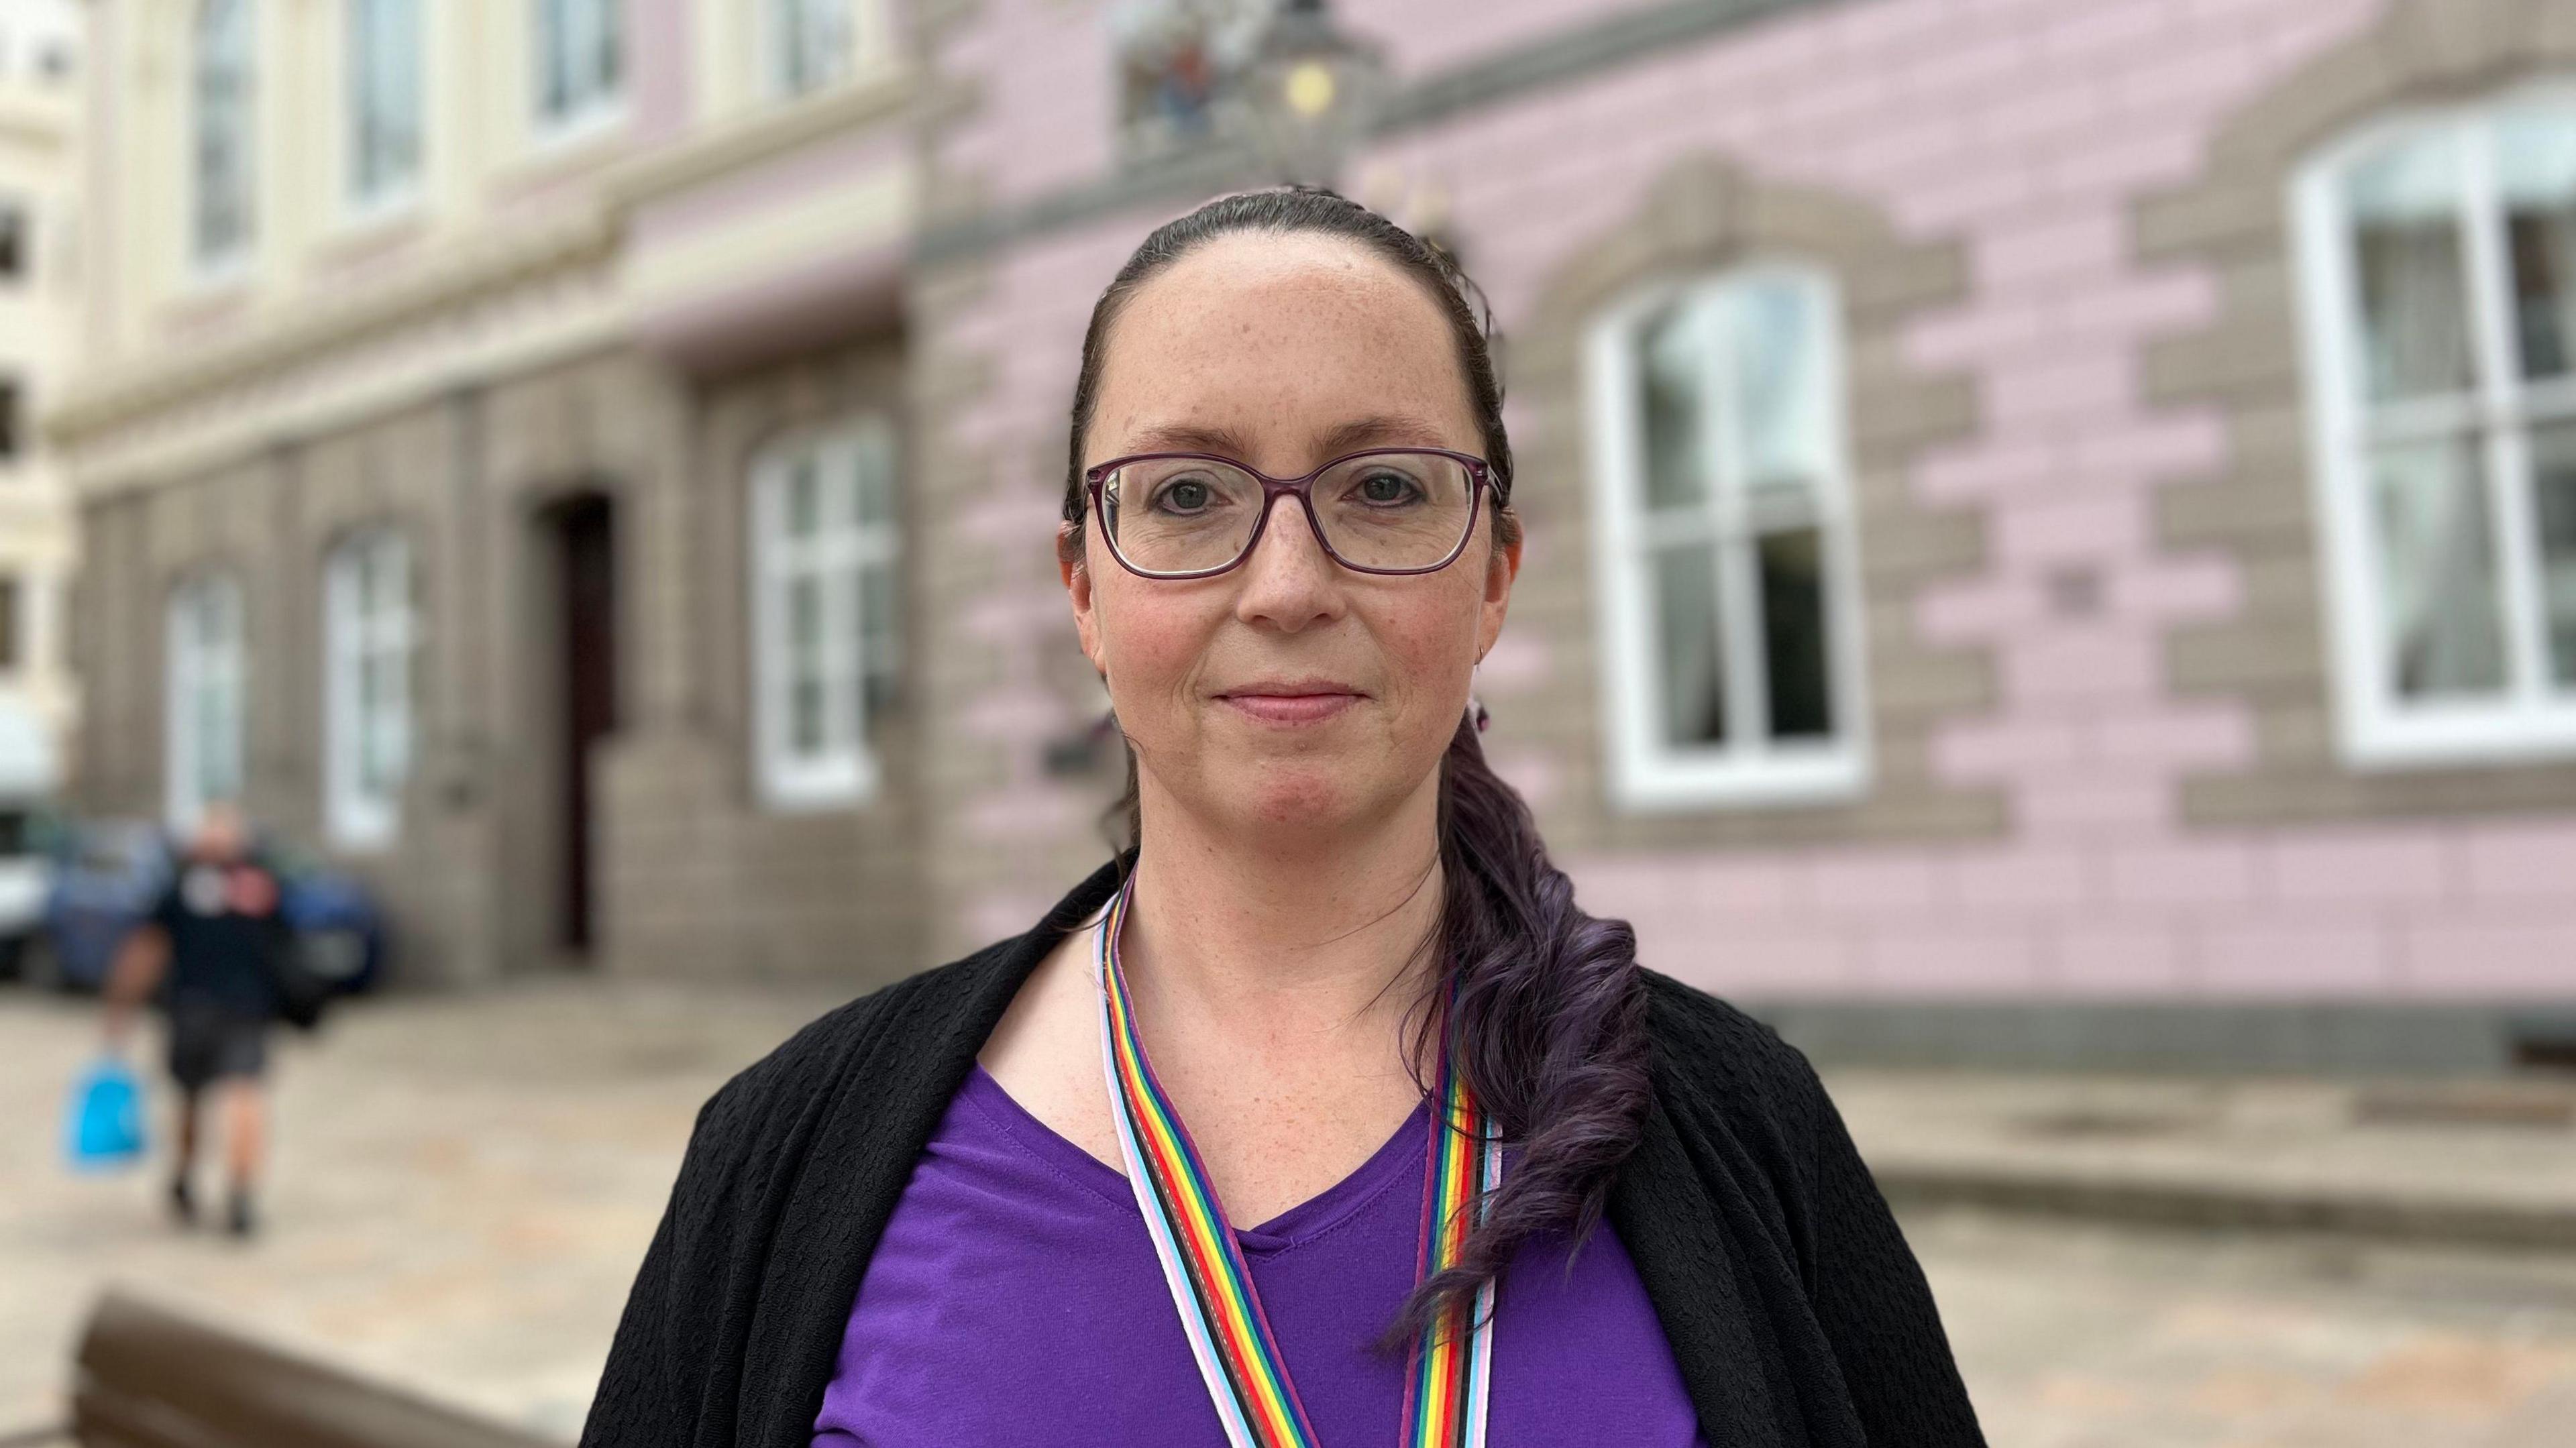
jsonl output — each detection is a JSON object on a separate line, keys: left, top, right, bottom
{"left": 1060, "top": 186, "right": 1652, "bottom": 1345}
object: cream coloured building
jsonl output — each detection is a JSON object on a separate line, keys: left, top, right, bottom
{"left": 0, "top": 0, "right": 83, "bottom": 773}
{"left": 55, "top": 1, "right": 926, "bottom": 985}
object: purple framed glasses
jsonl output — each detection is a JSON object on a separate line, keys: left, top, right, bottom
{"left": 1083, "top": 447, "right": 1497, "bottom": 579}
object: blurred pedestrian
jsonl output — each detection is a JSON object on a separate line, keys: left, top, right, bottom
{"left": 100, "top": 800, "right": 288, "bottom": 1239}
{"left": 588, "top": 188, "right": 1984, "bottom": 1447}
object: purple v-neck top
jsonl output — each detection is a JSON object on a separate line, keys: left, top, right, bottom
{"left": 810, "top": 1062, "right": 1706, "bottom": 1447}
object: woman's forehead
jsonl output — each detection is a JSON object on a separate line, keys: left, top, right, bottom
{"left": 1090, "top": 233, "right": 1479, "bottom": 461}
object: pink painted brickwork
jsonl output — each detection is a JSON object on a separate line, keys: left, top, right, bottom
{"left": 932, "top": 0, "right": 2576, "bottom": 1001}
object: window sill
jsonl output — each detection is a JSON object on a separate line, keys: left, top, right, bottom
{"left": 757, "top": 761, "right": 881, "bottom": 815}
{"left": 492, "top": 107, "right": 633, "bottom": 198}
{"left": 156, "top": 264, "right": 256, "bottom": 335}
{"left": 2337, "top": 706, "right": 2576, "bottom": 772}
{"left": 1606, "top": 748, "right": 1871, "bottom": 814}
{"left": 310, "top": 198, "right": 427, "bottom": 272}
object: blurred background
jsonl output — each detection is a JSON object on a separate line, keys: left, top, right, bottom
{"left": 5, "top": 0, "right": 2576, "bottom": 1443}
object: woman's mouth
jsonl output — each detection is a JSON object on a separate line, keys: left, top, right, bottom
{"left": 1215, "top": 681, "right": 1365, "bottom": 725}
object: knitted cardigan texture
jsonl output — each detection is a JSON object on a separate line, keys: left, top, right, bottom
{"left": 579, "top": 860, "right": 1987, "bottom": 1447}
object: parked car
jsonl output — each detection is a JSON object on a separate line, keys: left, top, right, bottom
{"left": 0, "top": 805, "right": 57, "bottom": 981}
{"left": 21, "top": 818, "right": 388, "bottom": 997}
{"left": 264, "top": 838, "right": 390, "bottom": 996}
{"left": 0, "top": 701, "right": 61, "bottom": 979}
{"left": 23, "top": 819, "right": 173, "bottom": 993}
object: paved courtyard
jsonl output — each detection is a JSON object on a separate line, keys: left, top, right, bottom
{"left": 5, "top": 980, "right": 2576, "bottom": 1445}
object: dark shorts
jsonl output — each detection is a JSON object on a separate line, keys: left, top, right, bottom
{"left": 164, "top": 998, "right": 269, "bottom": 1093}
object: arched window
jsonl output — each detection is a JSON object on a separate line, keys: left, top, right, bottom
{"left": 1585, "top": 266, "right": 1870, "bottom": 810}
{"left": 191, "top": 0, "right": 255, "bottom": 271}
{"left": 2294, "top": 86, "right": 2576, "bottom": 766}
{"left": 750, "top": 417, "right": 901, "bottom": 809}
{"left": 324, "top": 527, "right": 413, "bottom": 847}
{"left": 166, "top": 573, "right": 246, "bottom": 832}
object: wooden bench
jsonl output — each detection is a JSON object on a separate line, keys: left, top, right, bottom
{"left": 61, "top": 1289, "right": 567, "bottom": 1448}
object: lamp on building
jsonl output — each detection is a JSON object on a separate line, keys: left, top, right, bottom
{"left": 1242, "top": 0, "right": 1387, "bottom": 185}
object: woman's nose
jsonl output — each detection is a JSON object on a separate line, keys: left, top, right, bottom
{"left": 1232, "top": 494, "right": 1345, "bottom": 631}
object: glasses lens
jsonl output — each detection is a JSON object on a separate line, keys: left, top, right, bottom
{"left": 1311, "top": 452, "right": 1478, "bottom": 570}
{"left": 1102, "top": 458, "right": 1264, "bottom": 575}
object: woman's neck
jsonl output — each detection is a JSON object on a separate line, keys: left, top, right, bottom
{"left": 1121, "top": 777, "right": 1446, "bottom": 1070}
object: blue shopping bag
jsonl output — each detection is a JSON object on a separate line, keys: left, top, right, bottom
{"left": 64, "top": 1054, "right": 147, "bottom": 1172}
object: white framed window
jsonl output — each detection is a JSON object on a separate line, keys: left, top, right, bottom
{"left": 767, "top": 0, "right": 853, "bottom": 98}
{"left": 1584, "top": 265, "right": 1871, "bottom": 811}
{"left": 166, "top": 573, "right": 246, "bottom": 834}
{"left": 750, "top": 418, "right": 900, "bottom": 810}
{"left": 347, "top": 0, "right": 423, "bottom": 213}
{"left": 534, "top": 0, "right": 624, "bottom": 140}
{"left": 191, "top": 0, "right": 255, "bottom": 274}
{"left": 324, "top": 528, "right": 413, "bottom": 848}
{"left": 2294, "top": 87, "right": 2576, "bottom": 768}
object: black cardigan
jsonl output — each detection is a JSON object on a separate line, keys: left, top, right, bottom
{"left": 579, "top": 860, "right": 1986, "bottom": 1447}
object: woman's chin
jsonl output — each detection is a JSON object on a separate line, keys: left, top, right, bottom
{"left": 1223, "top": 761, "right": 1382, "bottom": 833}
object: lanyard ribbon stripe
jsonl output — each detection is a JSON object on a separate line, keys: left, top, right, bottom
{"left": 1094, "top": 877, "right": 1499, "bottom": 1448}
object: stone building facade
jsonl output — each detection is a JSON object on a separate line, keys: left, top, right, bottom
{"left": 53, "top": 0, "right": 2576, "bottom": 1066}
{"left": 59, "top": 1, "right": 927, "bottom": 985}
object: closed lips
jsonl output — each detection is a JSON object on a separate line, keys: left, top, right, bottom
{"left": 1216, "top": 681, "right": 1364, "bottom": 722}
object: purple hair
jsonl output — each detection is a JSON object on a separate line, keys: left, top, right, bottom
{"left": 1059, "top": 186, "right": 1654, "bottom": 1346}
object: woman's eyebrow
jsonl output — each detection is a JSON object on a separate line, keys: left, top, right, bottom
{"left": 1122, "top": 423, "right": 1258, "bottom": 457}
{"left": 1118, "top": 414, "right": 1454, "bottom": 461}
{"left": 1313, "top": 414, "right": 1454, "bottom": 455}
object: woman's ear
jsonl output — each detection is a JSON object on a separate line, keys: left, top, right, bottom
{"left": 1477, "top": 526, "right": 1521, "bottom": 661}
{"left": 1061, "top": 522, "right": 1105, "bottom": 673}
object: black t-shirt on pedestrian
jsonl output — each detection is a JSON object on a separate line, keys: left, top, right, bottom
{"left": 151, "top": 855, "right": 289, "bottom": 1019}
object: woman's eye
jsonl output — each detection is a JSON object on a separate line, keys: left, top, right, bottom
{"left": 1355, "top": 471, "right": 1421, "bottom": 506}
{"left": 1153, "top": 478, "right": 1215, "bottom": 514}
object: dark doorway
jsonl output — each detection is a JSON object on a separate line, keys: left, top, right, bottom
{"left": 545, "top": 494, "right": 618, "bottom": 957}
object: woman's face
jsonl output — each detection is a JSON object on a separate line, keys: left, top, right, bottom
{"left": 1066, "top": 231, "right": 1519, "bottom": 842}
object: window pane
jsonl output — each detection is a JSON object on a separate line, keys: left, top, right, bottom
{"left": 2500, "top": 107, "right": 2576, "bottom": 381}
{"left": 1638, "top": 302, "right": 1711, "bottom": 512}
{"left": 2371, "top": 437, "right": 2508, "bottom": 698}
{"left": 779, "top": 0, "right": 852, "bottom": 95}
{"left": 854, "top": 437, "right": 896, "bottom": 526}
{"left": 595, "top": 0, "right": 624, "bottom": 93}
{"left": 539, "top": 0, "right": 572, "bottom": 114}
{"left": 788, "top": 574, "right": 824, "bottom": 753}
{"left": 1758, "top": 527, "right": 1833, "bottom": 739}
{"left": 352, "top": 0, "right": 423, "bottom": 200}
{"left": 858, "top": 558, "right": 899, "bottom": 714}
{"left": 2345, "top": 131, "right": 2475, "bottom": 404}
{"left": 790, "top": 677, "right": 825, "bottom": 755}
{"left": 1728, "top": 279, "right": 1831, "bottom": 509}
{"left": 194, "top": 0, "right": 254, "bottom": 262}
{"left": 787, "top": 459, "right": 822, "bottom": 538}
{"left": 2529, "top": 424, "right": 2576, "bottom": 687}
{"left": 360, "top": 656, "right": 400, "bottom": 789}
{"left": 1651, "top": 544, "right": 1726, "bottom": 747}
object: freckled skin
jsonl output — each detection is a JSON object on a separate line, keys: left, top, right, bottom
{"left": 1066, "top": 233, "right": 1517, "bottom": 845}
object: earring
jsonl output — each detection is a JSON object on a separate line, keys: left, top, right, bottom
{"left": 1468, "top": 661, "right": 1489, "bottom": 734}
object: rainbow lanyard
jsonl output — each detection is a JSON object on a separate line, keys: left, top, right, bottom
{"left": 1093, "top": 877, "right": 1503, "bottom": 1448}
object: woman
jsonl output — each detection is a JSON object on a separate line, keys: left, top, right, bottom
{"left": 582, "top": 188, "right": 1985, "bottom": 1448}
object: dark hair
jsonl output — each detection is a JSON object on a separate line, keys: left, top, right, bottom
{"left": 1060, "top": 186, "right": 1652, "bottom": 1347}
